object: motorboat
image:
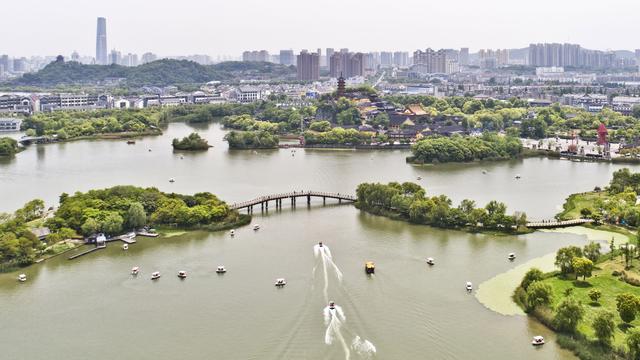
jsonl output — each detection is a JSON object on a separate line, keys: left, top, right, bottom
{"left": 532, "top": 336, "right": 545, "bottom": 346}
{"left": 466, "top": 282, "right": 473, "bottom": 292}
{"left": 253, "top": 224, "right": 260, "bottom": 231}
{"left": 515, "top": 174, "right": 521, "bottom": 179}
{"left": 122, "top": 244, "right": 128, "bottom": 250}
{"left": 482, "top": 170, "right": 487, "bottom": 174}
{"left": 426, "top": 258, "right": 435, "bottom": 265}
{"left": 329, "top": 301, "right": 336, "bottom": 310}
{"left": 365, "top": 261, "right": 375, "bottom": 274}
{"left": 177, "top": 271, "right": 187, "bottom": 279}
{"left": 216, "top": 266, "right": 227, "bottom": 274}
{"left": 417, "top": 176, "right": 422, "bottom": 180}
{"left": 151, "top": 271, "right": 161, "bottom": 280}
{"left": 131, "top": 267, "right": 139, "bottom": 275}
{"left": 148, "top": 149, "right": 152, "bottom": 152}
{"left": 275, "top": 278, "right": 287, "bottom": 287}
{"left": 230, "top": 229, "right": 235, "bottom": 236}
{"left": 17, "top": 274, "right": 27, "bottom": 282}
{"left": 318, "top": 241, "right": 323, "bottom": 247}
{"left": 126, "top": 140, "right": 136, "bottom": 145}
{"left": 180, "top": 155, "right": 184, "bottom": 159}
{"left": 169, "top": 178, "right": 175, "bottom": 183}
{"left": 508, "top": 253, "right": 516, "bottom": 261}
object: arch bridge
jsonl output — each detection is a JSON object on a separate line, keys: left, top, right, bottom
{"left": 230, "top": 191, "right": 356, "bottom": 213}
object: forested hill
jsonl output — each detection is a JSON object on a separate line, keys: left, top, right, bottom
{"left": 11, "top": 59, "right": 296, "bottom": 87}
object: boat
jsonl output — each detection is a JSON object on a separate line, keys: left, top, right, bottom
{"left": 122, "top": 244, "right": 128, "bottom": 250}
{"left": 169, "top": 178, "right": 175, "bottom": 183}
{"left": 131, "top": 267, "right": 139, "bottom": 275}
{"left": 126, "top": 140, "right": 136, "bottom": 145}
{"left": 365, "top": 261, "right": 375, "bottom": 274}
{"left": 426, "top": 258, "right": 435, "bottom": 265}
{"left": 253, "top": 224, "right": 260, "bottom": 231}
{"left": 230, "top": 230, "right": 235, "bottom": 236}
{"left": 151, "top": 271, "right": 161, "bottom": 280}
{"left": 180, "top": 155, "right": 184, "bottom": 159}
{"left": 466, "top": 282, "right": 473, "bottom": 292}
{"left": 148, "top": 149, "right": 152, "bottom": 152}
{"left": 329, "top": 301, "right": 335, "bottom": 310}
{"left": 508, "top": 253, "right": 516, "bottom": 261}
{"left": 417, "top": 176, "right": 422, "bottom": 180}
{"left": 482, "top": 170, "right": 487, "bottom": 174}
{"left": 216, "top": 266, "right": 226, "bottom": 274}
{"left": 275, "top": 278, "right": 287, "bottom": 287}
{"left": 515, "top": 174, "right": 521, "bottom": 179}
{"left": 177, "top": 271, "right": 187, "bottom": 279}
{"left": 531, "top": 336, "right": 545, "bottom": 346}
{"left": 17, "top": 274, "right": 27, "bottom": 282}
{"left": 318, "top": 241, "right": 323, "bottom": 247}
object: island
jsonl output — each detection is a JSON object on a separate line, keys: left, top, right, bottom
{"left": 0, "top": 186, "right": 249, "bottom": 272}
{"left": 172, "top": 132, "right": 211, "bottom": 151}
{"left": 407, "top": 133, "right": 523, "bottom": 164}
{"left": 0, "top": 137, "right": 21, "bottom": 157}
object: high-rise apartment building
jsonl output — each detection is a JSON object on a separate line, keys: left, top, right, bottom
{"left": 141, "top": 52, "right": 157, "bottom": 64}
{"left": 279, "top": 50, "right": 295, "bottom": 66}
{"left": 413, "top": 48, "right": 448, "bottom": 73}
{"left": 380, "top": 52, "right": 393, "bottom": 68}
{"left": 393, "top": 52, "right": 409, "bottom": 67}
{"left": 459, "top": 48, "right": 469, "bottom": 66}
{"left": 242, "top": 50, "right": 270, "bottom": 62}
{"left": 96, "top": 17, "right": 108, "bottom": 65}
{"left": 528, "top": 43, "right": 614, "bottom": 68}
{"left": 296, "top": 50, "right": 320, "bottom": 81}
{"left": 329, "top": 52, "right": 365, "bottom": 78}
{"left": 325, "top": 48, "right": 335, "bottom": 68}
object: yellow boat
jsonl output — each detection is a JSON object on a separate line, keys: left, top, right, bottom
{"left": 365, "top": 261, "right": 375, "bottom": 274}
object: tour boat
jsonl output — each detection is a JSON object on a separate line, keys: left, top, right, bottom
{"left": 151, "top": 271, "right": 161, "bottom": 280}
{"left": 177, "top": 271, "right": 187, "bottom": 279}
{"left": 148, "top": 149, "right": 152, "bottom": 152}
{"left": 122, "top": 244, "right": 128, "bottom": 250}
{"left": 426, "top": 258, "right": 435, "bottom": 265}
{"left": 318, "top": 241, "right": 323, "bottom": 247}
{"left": 531, "top": 336, "right": 545, "bottom": 346}
{"left": 131, "top": 267, "right": 139, "bottom": 275}
{"left": 253, "top": 224, "right": 260, "bottom": 231}
{"left": 417, "top": 176, "right": 422, "bottom": 180}
{"left": 508, "top": 253, "right": 516, "bottom": 261}
{"left": 329, "top": 301, "right": 336, "bottom": 310}
{"left": 17, "top": 274, "right": 27, "bottom": 282}
{"left": 230, "top": 229, "right": 235, "bottom": 236}
{"left": 515, "top": 174, "right": 521, "bottom": 179}
{"left": 482, "top": 170, "right": 487, "bottom": 174}
{"left": 169, "top": 178, "right": 175, "bottom": 183}
{"left": 126, "top": 140, "right": 135, "bottom": 145}
{"left": 466, "top": 282, "right": 473, "bottom": 292}
{"left": 365, "top": 261, "right": 375, "bottom": 274}
{"left": 275, "top": 278, "right": 287, "bottom": 287}
{"left": 216, "top": 266, "right": 227, "bottom": 274}
{"left": 180, "top": 155, "right": 184, "bottom": 159}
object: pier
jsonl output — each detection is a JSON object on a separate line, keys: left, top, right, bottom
{"left": 230, "top": 191, "right": 356, "bottom": 213}
{"left": 68, "top": 243, "right": 106, "bottom": 260}
{"left": 526, "top": 218, "right": 592, "bottom": 229}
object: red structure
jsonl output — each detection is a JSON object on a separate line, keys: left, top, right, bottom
{"left": 597, "top": 123, "right": 608, "bottom": 145}
{"left": 336, "top": 74, "right": 346, "bottom": 98}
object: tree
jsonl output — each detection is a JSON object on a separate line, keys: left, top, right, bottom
{"left": 81, "top": 218, "right": 99, "bottom": 236}
{"left": 592, "top": 311, "right": 615, "bottom": 346}
{"left": 309, "top": 121, "right": 331, "bottom": 132}
{"left": 520, "top": 268, "right": 544, "bottom": 291}
{"left": 588, "top": 288, "right": 602, "bottom": 303}
{"left": 616, "top": 293, "right": 640, "bottom": 324}
{"left": 126, "top": 203, "right": 147, "bottom": 230}
{"left": 572, "top": 257, "right": 594, "bottom": 280}
{"left": 553, "top": 297, "right": 584, "bottom": 333}
{"left": 628, "top": 329, "right": 640, "bottom": 360}
{"left": 555, "top": 246, "right": 583, "bottom": 275}
{"left": 632, "top": 105, "right": 640, "bottom": 119}
{"left": 101, "top": 212, "right": 123, "bottom": 235}
{"left": 583, "top": 241, "right": 601, "bottom": 262}
{"left": 371, "top": 113, "right": 390, "bottom": 128}
{"left": 526, "top": 281, "right": 553, "bottom": 310}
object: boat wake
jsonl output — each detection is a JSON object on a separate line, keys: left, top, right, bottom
{"left": 314, "top": 244, "right": 343, "bottom": 302}
{"left": 351, "top": 336, "right": 377, "bottom": 359}
{"left": 324, "top": 305, "right": 350, "bottom": 358}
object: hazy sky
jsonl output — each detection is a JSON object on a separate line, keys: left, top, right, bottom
{"left": 2, "top": 0, "right": 638, "bottom": 57}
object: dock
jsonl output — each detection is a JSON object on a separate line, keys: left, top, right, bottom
{"left": 68, "top": 244, "right": 106, "bottom": 260}
{"left": 136, "top": 231, "right": 159, "bottom": 238}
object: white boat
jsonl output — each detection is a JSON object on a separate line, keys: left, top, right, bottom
{"left": 216, "top": 266, "right": 226, "bottom": 274}
{"left": 482, "top": 170, "right": 487, "bottom": 174}
{"left": 275, "top": 278, "right": 287, "bottom": 287}
{"left": 417, "top": 176, "right": 422, "bottom": 180}
{"left": 230, "top": 230, "right": 235, "bottom": 236}
{"left": 17, "top": 274, "right": 27, "bottom": 282}
{"left": 318, "top": 241, "right": 323, "bottom": 247}
{"left": 466, "top": 282, "right": 473, "bottom": 292}
{"left": 515, "top": 174, "right": 521, "bottom": 179}
{"left": 253, "top": 224, "right": 260, "bottom": 231}
{"left": 329, "top": 300, "right": 335, "bottom": 310}
{"left": 531, "top": 336, "right": 545, "bottom": 346}
{"left": 426, "top": 258, "right": 435, "bottom": 265}
{"left": 151, "top": 271, "right": 161, "bottom": 280}
{"left": 177, "top": 271, "right": 187, "bottom": 279}
{"left": 180, "top": 155, "right": 184, "bottom": 159}
{"left": 169, "top": 178, "right": 175, "bottom": 183}
{"left": 508, "top": 253, "right": 516, "bottom": 261}
{"left": 131, "top": 267, "right": 139, "bottom": 275}
{"left": 122, "top": 244, "right": 129, "bottom": 250}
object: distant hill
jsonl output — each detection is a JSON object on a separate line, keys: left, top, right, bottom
{"left": 10, "top": 59, "right": 296, "bottom": 87}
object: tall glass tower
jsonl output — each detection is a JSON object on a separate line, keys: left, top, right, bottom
{"left": 96, "top": 17, "right": 107, "bottom": 65}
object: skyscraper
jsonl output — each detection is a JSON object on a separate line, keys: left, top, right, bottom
{"left": 96, "top": 17, "right": 108, "bottom": 65}
{"left": 296, "top": 50, "right": 320, "bottom": 81}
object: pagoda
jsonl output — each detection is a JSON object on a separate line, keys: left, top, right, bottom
{"left": 336, "top": 73, "right": 346, "bottom": 98}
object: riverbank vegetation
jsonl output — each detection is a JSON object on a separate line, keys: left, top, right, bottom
{"left": 304, "top": 127, "right": 381, "bottom": 146}
{"left": 224, "top": 130, "right": 279, "bottom": 149}
{"left": 408, "top": 133, "right": 522, "bottom": 164}
{"left": 514, "top": 242, "right": 640, "bottom": 360}
{"left": 21, "top": 108, "right": 163, "bottom": 140}
{"left": 356, "top": 182, "right": 526, "bottom": 233}
{"left": 172, "top": 132, "right": 211, "bottom": 151}
{"left": 0, "top": 137, "right": 21, "bottom": 157}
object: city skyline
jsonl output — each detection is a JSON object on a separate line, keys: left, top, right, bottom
{"left": 1, "top": 0, "right": 639, "bottom": 57}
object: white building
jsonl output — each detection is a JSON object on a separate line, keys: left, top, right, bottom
{"left": 0, "top": 118, "right": 21, "bottom": 131}
{"left": 236, "top": 86, "right": 262, "bottom": 103}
